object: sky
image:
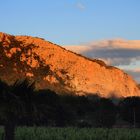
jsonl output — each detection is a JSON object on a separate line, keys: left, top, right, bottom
{"left": 0, "top": 0, "right": 140, "bottom": 82}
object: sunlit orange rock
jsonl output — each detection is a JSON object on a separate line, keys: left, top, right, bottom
{"left": 0, "top": 32, "right": 140, "bottom": 97}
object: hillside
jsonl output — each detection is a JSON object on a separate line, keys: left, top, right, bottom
{"left": 0, "top": 32, "right": 140, "bottom": 97}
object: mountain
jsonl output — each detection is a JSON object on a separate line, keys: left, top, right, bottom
{"left": 0, "top": 32, "right": 140, "bottom": 97}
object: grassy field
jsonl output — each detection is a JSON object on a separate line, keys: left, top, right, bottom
{"left": 0, "top": 127, "right": 140, "bottom": 140}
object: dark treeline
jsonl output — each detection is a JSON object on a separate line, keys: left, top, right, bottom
{"left": 0, "top": 79, "right": 140, "bottom": 140}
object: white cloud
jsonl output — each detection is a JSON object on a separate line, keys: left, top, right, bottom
{"left": 76, "top": 2, "right": 85, "bottom": 10}
{"left": 64, "top": 39, "right": 140, "bottom": 66}
{"left": 64, "top": 45, "right": 90, "bottom": 53}
{"left": 132, "top": 68, "right": 140, "bottom": 72}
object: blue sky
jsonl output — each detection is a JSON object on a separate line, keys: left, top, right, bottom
{"left": 0, "top": 0, "right": 140, "bottom": 45}
{"left": 0, "top": 0, "right": 140, "bottom": 82}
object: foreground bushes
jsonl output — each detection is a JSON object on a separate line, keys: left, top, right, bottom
{"left": 0, "top": 79, "right": 140, "bottom": 128}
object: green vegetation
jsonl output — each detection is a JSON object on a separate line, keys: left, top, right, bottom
{"left": 0, "top": 127, "right": 140, "bottom": 140}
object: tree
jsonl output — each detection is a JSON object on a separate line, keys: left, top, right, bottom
{"left": 93, "top": 98, "right": 117, "bottom": 128}
{"left": 0, "top": 79, "right": 16, "bottom": 140}
{"left": 35, "top": 89, "right": 61, "bottom": 126}
{"left": 0, "top": 79, "right": 41, "bottom": 140}
{"left": 59, "top": 95, "right": 82, "bottom": 126}
{"left": 119, "top": 96, "right": 140, "bottom": 128}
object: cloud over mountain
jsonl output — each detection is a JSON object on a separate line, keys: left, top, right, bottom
{"left": 64, "top": 39, "right": 140, "bottom": 66}
{"left": 64, "top": 39, "right": 140, "bottom": 83}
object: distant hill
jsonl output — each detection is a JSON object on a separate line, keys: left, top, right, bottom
{"left": 0, "top": 32, "right": 140, "bottom": 97}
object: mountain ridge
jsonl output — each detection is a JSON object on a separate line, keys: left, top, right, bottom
{"left": 0, "top": 32, "right": 119, "bottom": 69}
{"left": 0, "top": 32, "right": 139, "bottom": 97}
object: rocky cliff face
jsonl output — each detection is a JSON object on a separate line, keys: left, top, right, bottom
{"left": 0, "top": 32, "right": 140, "bottom": 97}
